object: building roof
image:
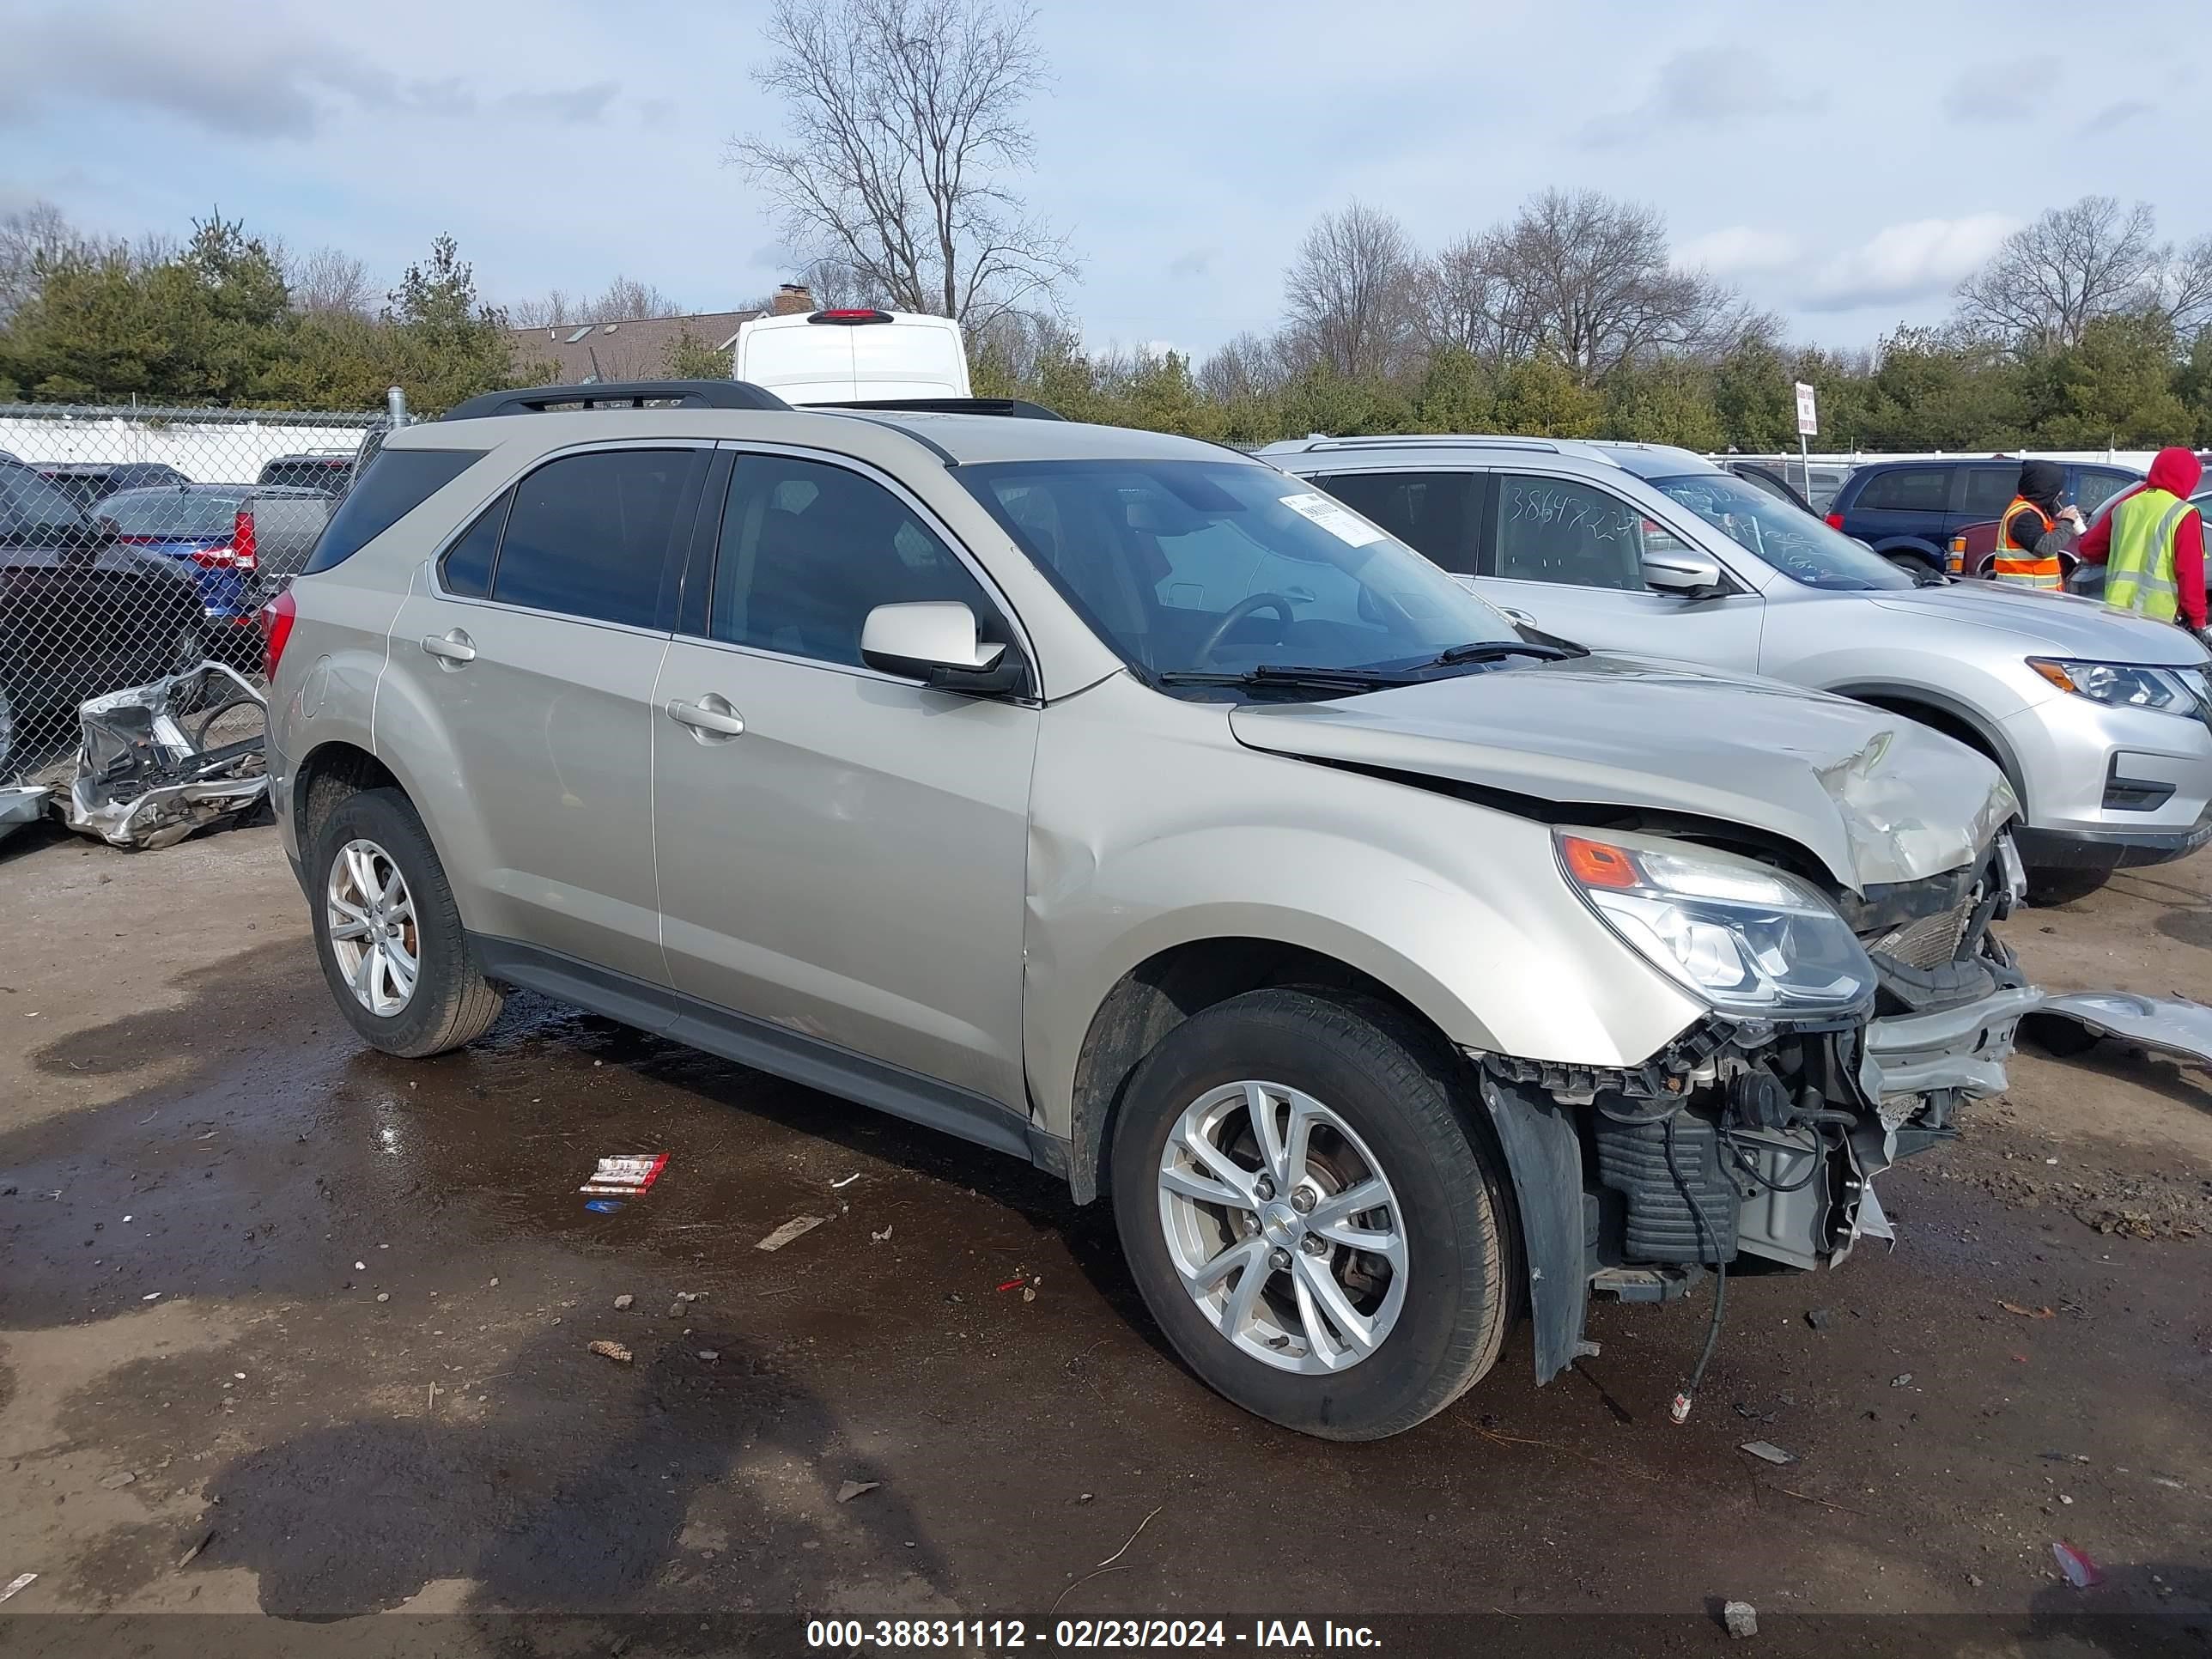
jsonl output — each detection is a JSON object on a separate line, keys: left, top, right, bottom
{"left": 506, "top": 310, "right": 761, "bottom": 384}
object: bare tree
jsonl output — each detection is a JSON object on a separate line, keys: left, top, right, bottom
{"left": 1413, "top": 231, "right": 1538, "bottom": 363}
{"left": 1479, "top": 189, "right": 1747, "bottom": 379}
{"left": 2156, "top": 231, "right": 2212, "bottom": 340}
{"left": 509, "top": 276, "right": 692, "bottom": 330}
{"left": 1, "top": 200, "right": 102, "bottom": 322}
{"left": 285, "top": 245, "right": 376, "bottom": 316}
{"left": 1954, "top": 196, "right": 2165, "bottom": 351}
{"left": 1280, "top": 201, "right": 1420, "bottom": 379}
{"left": 1196, "top": 330, "right": 1291, "bottom": 401}
{"left": 727, "top": 0, "right": 1078, "bottom": 325}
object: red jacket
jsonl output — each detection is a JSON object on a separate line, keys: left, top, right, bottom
{"left": 2075, "top": 447, "right": 2207, "bottom": 629}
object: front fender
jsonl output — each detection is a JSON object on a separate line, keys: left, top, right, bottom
{"left": 1021, "top": 679, "right": 1705, "bottom": 1140}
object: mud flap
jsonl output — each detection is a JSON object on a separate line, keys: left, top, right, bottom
{"left": 1478, "top": 1073, "right": 1588, "bottom": 1385}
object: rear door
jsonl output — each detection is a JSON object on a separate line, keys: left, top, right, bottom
{"left": 1949, "top": 465, "right": 2015, "bottom": 537}
{"left": 1473, "top": 470, "right": 1765, "bottom": 672}
{"left": 380, "top": 443, "right": 709, "bottom": 988}
{"left": 1845, "top": 465, "right": 1952, "bottom": 550}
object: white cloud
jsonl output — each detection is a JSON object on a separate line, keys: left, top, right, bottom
{"left": 1803, "top": 213, "right": 2017, "bottom": 313}
{"left": 1582, "top": 46, "right": 1821, "bottom": 147}
{"left": 1676, "top": 226, "right": 1800, "bottom": 276}
{"left": 1942, "top": 56, "right": 2058, "bottom": 124}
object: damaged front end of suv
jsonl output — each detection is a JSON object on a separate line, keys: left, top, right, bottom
{"left": 1480, "top": 820, "right": 2039, "bottom": 1396}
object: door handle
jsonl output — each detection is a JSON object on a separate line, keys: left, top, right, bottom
{"left": 667, "top": 696, "right": 745, "bottom": 740}
{"left": 421, "top": 629, "right": 476, "bottom": 665}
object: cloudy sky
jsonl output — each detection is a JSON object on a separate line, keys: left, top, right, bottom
{"left": 3, "top": 0, "right": 2204, "bottom": 358}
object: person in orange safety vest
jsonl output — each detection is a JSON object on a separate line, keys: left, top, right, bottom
{"left": 1991, "top": 459, "right": 2081, "bottom": 590}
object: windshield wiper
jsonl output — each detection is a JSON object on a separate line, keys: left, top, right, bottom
{"left": 1156, "top": 664, "right": 1422, "bottom": 691}
{"left": 1425, "top": 640, "right": 1576, "bottom": 666}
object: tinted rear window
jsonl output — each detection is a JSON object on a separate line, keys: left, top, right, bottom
{"left": 301, "top": 448, "right": 484, "bottom": 574}
{"left": 1851, "top": 466, "right": 1951, "bottom": 513}
{"left": 1315, "top": 471, "right": 1482, "bottom": 573}
{"left": 1957, "top": 467, "right": 2015, "bottom": 517}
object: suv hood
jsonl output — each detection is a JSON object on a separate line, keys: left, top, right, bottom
{"left": 1230, "top": 655, "right": 2017, "bottom": 890}
{"left": 1868, "top": 582, "right": 2208, "bottom": 665}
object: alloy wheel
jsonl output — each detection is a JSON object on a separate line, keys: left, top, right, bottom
{"left": 1156, "top": 1079, "right": 1408, "bottom": 1374}
{"left": 326, "top": 838, "right": 418, "bottom": 1018}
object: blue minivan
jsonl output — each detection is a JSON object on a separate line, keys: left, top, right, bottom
{"left": 1826, "top": 457, "right": 2141, "bottom": 579}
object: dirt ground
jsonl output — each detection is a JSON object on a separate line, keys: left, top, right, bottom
{"left": 1, "top": 818, "right": 2208, "bottom": 1656}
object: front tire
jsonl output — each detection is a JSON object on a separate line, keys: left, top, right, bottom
{"left": 1109, "top": 989, "right": 1513, "bottom": 1441}
{"left": 309, "top": 787, "right": 503, "bottom": 1057}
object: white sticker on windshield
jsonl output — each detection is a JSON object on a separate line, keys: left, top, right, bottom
{"left": 1279, "top": 491, "right": 1388, "bottom": 547}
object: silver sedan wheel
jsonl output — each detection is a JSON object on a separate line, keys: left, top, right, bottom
{"left": 1157, "top": 1079, "right": 1408, "bottom": 1375}
{"left": 326, "top": 838, "right": 418, "bottom": 1018}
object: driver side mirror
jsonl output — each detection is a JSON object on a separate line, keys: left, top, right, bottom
{"left": 860, "top": 601, "right": 1024, "bottom": 696}
{"left": 1642, "top": 547, "right": 1729, "bottom": 600}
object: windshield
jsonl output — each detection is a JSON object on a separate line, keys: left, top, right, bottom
{"left": 100, "top": 489, "right": 243, "bottom": 538}
{"left": 957, "top": 459, "right": 1521, "bottom": 683}
{"left": 1650, "top": 471, "right": 1913, "bottom": 591}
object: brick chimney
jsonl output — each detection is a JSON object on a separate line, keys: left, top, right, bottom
{"left": 771, "top": 283, "right": 814, "bottom": 316}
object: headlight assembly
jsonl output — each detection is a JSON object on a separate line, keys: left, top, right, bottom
{"left": 1557, "top": 830, "right": 1875, "bottom": 1017}
{"left": 2029, "top": 659, "right": 2209, "bottom": 718}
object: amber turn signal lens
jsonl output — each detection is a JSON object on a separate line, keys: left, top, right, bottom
{"left": 1559, "top": 836, "right": 1641, "bottom": 890}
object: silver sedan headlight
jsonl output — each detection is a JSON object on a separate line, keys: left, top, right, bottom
{"left": 2029, "top": 659, "right": 2209, "bottom": 719}
{"left": 1556, "top": 830, "right": 1876, "bottom": 1018}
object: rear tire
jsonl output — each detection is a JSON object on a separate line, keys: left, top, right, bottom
{"left": 309, "top": 787, "right": 503, "bottom": 1058}
{"left": 1109, "top": 988, "right": 1512, "bottom": 1441}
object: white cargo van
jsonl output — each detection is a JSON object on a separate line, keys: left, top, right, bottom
{"left": 731, "top": 308, "right": 970, "bottom": 405}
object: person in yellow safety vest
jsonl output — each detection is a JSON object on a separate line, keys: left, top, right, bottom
{"left": 2075, "top": 447, "right": 2212, "bottom": 645}
{"left": 1991, "top": 460, "right": 2081, "bottom": 591}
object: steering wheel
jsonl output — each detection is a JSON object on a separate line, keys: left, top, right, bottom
{"left": 1194, "top": 592, "right": 1296, "bottom": 664}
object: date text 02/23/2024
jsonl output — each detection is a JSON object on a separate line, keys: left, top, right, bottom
{"left": 805, "top": 1620, "right": 1382, "bottom": 1650}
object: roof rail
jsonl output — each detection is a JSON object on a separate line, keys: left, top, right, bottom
{"left": 438, "top": 380, "right": 790, "bottom": 421}
{"left": 1293, "top": 434, "right": 1565, "bottom": 454}
{"left": 810, "top": 397, "right": 1065, "bottom": 421}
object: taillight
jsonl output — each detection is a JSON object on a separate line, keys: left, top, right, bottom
{"left": 260, "top": 587, "right": 297, "bottom": 681}
{"left": 808, "top": 307, "right": 893, "bottom": 325}
{"left": 231, "top": 509, "right": 257, "bottom": 571}
{"left": 188, "top": 545, "right": 236, "bottom": 568}
{"left": 1824, "top": 512, "right": 1845, "bottom": 531}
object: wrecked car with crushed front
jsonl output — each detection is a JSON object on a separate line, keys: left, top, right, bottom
{"left": 264, "top": 386, "right": 2040, "bottom": 1441}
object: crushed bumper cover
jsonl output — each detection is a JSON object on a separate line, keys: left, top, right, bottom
{"left": 1859, "top": 983, "right": 2044, "bottom": 1109}
{"left": 2035, "top": 991, "right": 2212, "bottom": 1068}
{"left": 61, "top": 663, "right": 269, "bottom": 851}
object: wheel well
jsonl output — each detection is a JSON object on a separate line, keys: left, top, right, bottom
{"left": 1852, "top": 692, "right": 2029, "bottom": 807}
{"left": 1064, "top": 938, "right": 1438, "bottom": 1206}
{"left": 294, "top": 741, "right": 402, "bottom": 851}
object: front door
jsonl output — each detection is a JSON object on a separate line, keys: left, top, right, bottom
{"left": 378, "top": 444, "right": 708, "bottom": 987}
{"left": 1474, "top": 471, "right": 1766, "bottom": 673}
{"left": 651, "top": 448, "right": 1037, "bottom": 1109}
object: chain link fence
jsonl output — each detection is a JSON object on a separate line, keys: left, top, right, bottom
{"left": 1, "top": 400, "right": 400, "bottom": 787}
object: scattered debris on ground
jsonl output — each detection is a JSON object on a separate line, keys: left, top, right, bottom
{"left": 177, "top": 1530, "right": 215, "bottom": 1569}
{"left": 1723, "top": 1601, "right": 1758, "bottom": 1638}
{"left": 1998, "top": 1300, "right": 2056, "bottom": 1318}
{"left": 613, "top": 1294, "right": 633, "bottom": 1310}
{"left": 836, "top": 1480, "right": 880, "bottom": 1504}
{"left": 756, "top": 1215, "right": 825, "bottom": 1252}
{"left": 587, "top": 1340, "right": 633, "bottom": 1364}
{"left": 0, "top": 1572, "right": 35, "bottom": 1605}
{"left": 60, "top": 664, "right": 267, "bottom": 850}
{"left": 580, "top": 1153, "right": 667, "bottom": 1197}
{"left": 2052, "top": 1541, "right": 2102, "bottom": 1589}
{"left": 1740, "top": 1441, "right": 1796, "bottom": 1466}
